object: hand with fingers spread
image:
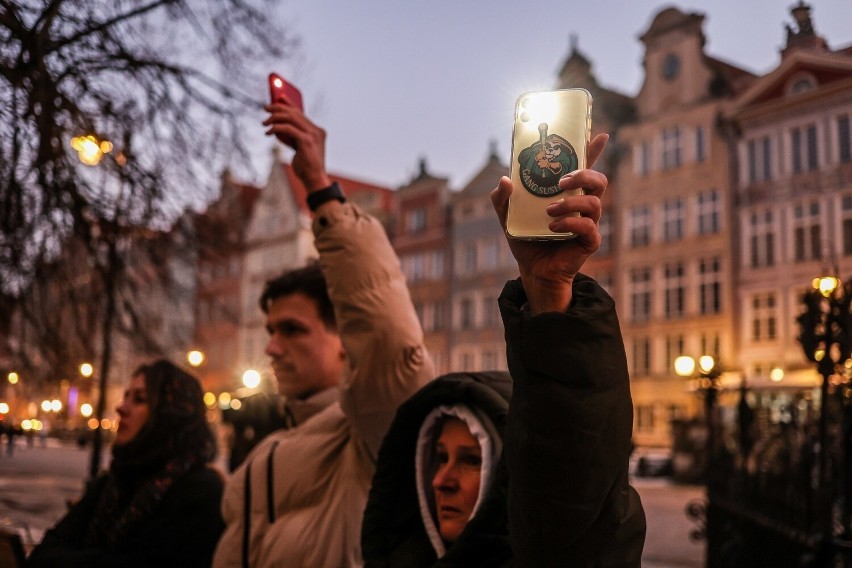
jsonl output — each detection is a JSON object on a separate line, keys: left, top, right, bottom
{"left": 491, "top": 133, "right": 610, "bottom": 314}
{"left": 263, "top": 103, "right": 332, "bottom": 192}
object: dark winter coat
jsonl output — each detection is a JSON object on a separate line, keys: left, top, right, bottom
{"left": 361, "top": 275, "right": 646, "bottom": 567}
{"left": 26, "top": 465, "right": 224, "bottom": 568}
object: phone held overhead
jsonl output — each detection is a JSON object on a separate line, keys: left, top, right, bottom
{"left": 507, "top": 88, "right": 592, "bottom": 239}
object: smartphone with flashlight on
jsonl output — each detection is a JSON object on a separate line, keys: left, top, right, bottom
{"left": 268, "top": 72, "right": 304, "bottom": 111}
{"left": 506, "top": 88, "right": 592, "bottom": 239}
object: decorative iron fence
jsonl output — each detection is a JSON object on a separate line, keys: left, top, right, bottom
{"left": 703, "top": 384, "right": 852, "bottom": 566}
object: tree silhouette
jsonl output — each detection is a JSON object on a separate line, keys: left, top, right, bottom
{"left": 0, "top": 0, "right": 297, "bottom": 473}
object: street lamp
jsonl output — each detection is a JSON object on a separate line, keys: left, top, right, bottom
{"left": 675, "top": 354, "right": 722, "bottom": 479}
{"left": 70, "top": 135, "right": 112, "bottom": 166}
{"left": 186, "top": 350, "right": 205, "bottom": 368}
{"left": 79, "top": 363, "right": 94, "bottom": 378}
{"left": 797, "top": 272, "right": 852, "bottom": 485}
{"left": 242, "top": 369, "right": 261, "bottom": 389}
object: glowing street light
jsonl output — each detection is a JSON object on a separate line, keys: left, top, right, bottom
{"left": 186, "top": 350, "right": 205, "bottom": 367}
{"left": 7, "top": 372, "right": 19, "bottom": 385}
{"left": 70, "top": 135, "right": 112, "bottom": 166}
{"left": 242, "top": 369, "right": 261, "bottom": 389}
{"left": 80, "top": 363, "right": 94, "bottom": 378}
{"left": 80, "top": 403, "right": 93, "bottom": 417}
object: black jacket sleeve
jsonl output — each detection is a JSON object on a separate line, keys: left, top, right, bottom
{"left": 499, "top": 275, "right": 646, "bottom": 568}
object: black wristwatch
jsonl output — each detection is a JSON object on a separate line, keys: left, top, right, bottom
{"left": 306, "top": 182, "right": 346, "bottom": 212}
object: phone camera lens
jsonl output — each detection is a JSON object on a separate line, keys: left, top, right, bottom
{"left": 520, "top": 112, "right": 529, "bottom": 123}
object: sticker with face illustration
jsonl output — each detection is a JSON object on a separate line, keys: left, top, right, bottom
{"left": 517, "top": 123, "right": 578, "bottom": 197}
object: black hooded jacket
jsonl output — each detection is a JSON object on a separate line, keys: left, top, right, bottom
{"left": 362, "top": 275, "right": 645, "bottom": 567}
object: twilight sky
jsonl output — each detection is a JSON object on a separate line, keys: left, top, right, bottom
{"left": 241, "top": 0, "right": 851, "bottom": 191}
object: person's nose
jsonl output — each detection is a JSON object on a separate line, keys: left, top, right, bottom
{"left": 115, "top": 400, "right": 128, "bottom": 417}
{"left": 432, "top": 463, "right": 459, "bottom": 493}
{"left": 265, "top": 334, "right": 283, "bottom": 358}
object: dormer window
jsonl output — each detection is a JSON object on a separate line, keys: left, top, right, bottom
{"left": 786, "top": 73, "right": 816, "bottom": 96}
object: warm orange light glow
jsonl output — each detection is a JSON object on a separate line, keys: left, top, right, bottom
{"left": 70, "top": 135, "right": 112, "bottom": 166}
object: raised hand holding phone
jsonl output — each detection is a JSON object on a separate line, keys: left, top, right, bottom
{"left": 268, "top": 72, "right": 304, "bottom": 111}
{"left": 263, "top": 73, "right": 331, "bottom": 192}
{"left": 507, "top": 88, "right": 592, "bottom": 239}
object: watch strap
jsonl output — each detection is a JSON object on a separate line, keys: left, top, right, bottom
{"left": 306, "top": 182, "right": 346, "bottom": 212}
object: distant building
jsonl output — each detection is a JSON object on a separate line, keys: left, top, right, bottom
{"left": 392, "top": 158, "right": 453, "bottom": 375}
{"left": 727, "top": 3, "right": 852, "bottom": 389}
{"left": 614, "top": 7, "right": 757, "bottom": 446}
{"left": 449, "top": 144, "right": 512, "bottom": 372}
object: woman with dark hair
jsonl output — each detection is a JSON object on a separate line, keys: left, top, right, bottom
{"left": 27, "top": 360, "right": 225, "bottom": 568}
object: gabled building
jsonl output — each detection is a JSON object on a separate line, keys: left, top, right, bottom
{"left": 392, "top": 159, "right": 453, "bottom": 374}
{"left": 727, "top": 3, "right": 852, "bottom": 389}
{"left": 449, "top": 144, "right": 511, "bottom": 372}
{"left": 614, "top": 7, "right": 757, "bottom": 446}
{"left": 555, "top": 37, "right": 636, "bottom": 298}
{"left": 194, "top": 170, "right": 261, "bottom": 394}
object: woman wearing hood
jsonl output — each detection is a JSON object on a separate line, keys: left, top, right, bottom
{"left": 362, "top": 133, "right": 646, "bottom": 567}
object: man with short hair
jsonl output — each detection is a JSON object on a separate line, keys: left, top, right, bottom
{"left": 213, "top": 103, "right": 434, "bottom": 568}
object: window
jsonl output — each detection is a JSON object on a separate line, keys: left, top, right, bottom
{"left": 460, "top": 352, "right": 474, "bottom": 372}
{"left": 698, "top": 257, "right": 722, "bottom": 315}
{"left": 482, "top": 349, "right": 498, "bottom": 370}
{"left": 696, "top": 126, "right": 706, "bottom": 163}
{"left": 663, "top": 198, "right": 684, "bottom": 241}
{"left": 630, "top": 206, "right": 651, "bottom": 247}
{"left": 751, "top": 293, "right": 777, "bottom": 342}
{"left": 664, "top": 262, "right": 685, "bottom": 318}
{"left": 482, "top": 239, "right": 499, "bottom": 270}
{"left": 636, "top": 405, "right": 655, "bottom": 433}
{"left": 464, "top": 242, "right": 477, "bottom": 273}
{"left": 406, "top": 208, "right": 427, "bottom": 233}
{"left": 839, "top": 115, "right": 851, "bottom": 163}
{"left": 843, "top": 196, "right": 852, "bottom": 256}
{"left": 460, "top": 298, "right": 474, "bottom": 330}
{"left": 665, "top": 335, "right": 685, "bottom": 373}
{"left": 411, "top": 254, "right": 425, "bottom": 281}
{"left": 598, "top": 211, "right": 612, "bottom": 255}
{"left": 481, "top": 296, "right": 497, "bottom": 328}
{"left": 699, "top": 333, "right": 721, "bottom": 362}
{"left": 639, "top": 141, "right": 651, "bottom": 176}
{"left": 429, "top": 250, "right": 445, "bottom": 279}
{"left": 630, "top": 267, "right": 652, "bottom": 322}
{"left": 791, "top": 125, "right": 818, "bottom": 173}
{"left": 747, "top": 136, "right": 772, "bottom": 183}
{"left": 697, "top": 190, "right": 720, "bottom": 235}
{"left": 432, "top": 302, "right": 446, "bottom": 330}
{"left": 662, "top": 127, "right": 682, "bottom": 170}
{"left": 749, "top": 210, "right": 775, "bottom": 268}
{"left": 793, "top": 201, "right": 822, "bottom": 262}
{"left": 632, "top": 337, "right": 652, "bottom": 376}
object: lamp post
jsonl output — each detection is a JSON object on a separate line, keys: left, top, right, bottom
{"left": 797, "top": 274, "right": 852, "bottom": 484}
{"left": 675, "top": 354, "right": 721, "bottom": 479}
{"left": 71, "top": 133, "right": 120, "bottom": 480}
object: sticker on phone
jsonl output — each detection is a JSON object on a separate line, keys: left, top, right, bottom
{"left": 517, "top": 123, "right": 578, "bottom": 197}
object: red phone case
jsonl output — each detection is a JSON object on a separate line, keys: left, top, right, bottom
{"left": 268, "top": 73, "right": 304, "bottom": 111}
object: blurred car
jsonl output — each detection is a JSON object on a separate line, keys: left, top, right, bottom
{"left": 630, "top": 447, "right": 674, "bottom": 478}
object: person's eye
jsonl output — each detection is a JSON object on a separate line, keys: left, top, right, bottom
{"left": 462, "top": 454, "right": 482, "bottom": 467}
{"left": 435, "top": 451, "right": 449, "bottom": 464}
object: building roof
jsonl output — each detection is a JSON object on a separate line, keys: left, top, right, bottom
{"left": 282, "top": 163, "right": 394, "bottom": 214}
{"left": 454, "top": 148, "right": 509, "bottom": 200}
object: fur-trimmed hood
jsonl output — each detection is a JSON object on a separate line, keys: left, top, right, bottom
{"left": 361, "top": 371, "right": 513, "bottom": 567}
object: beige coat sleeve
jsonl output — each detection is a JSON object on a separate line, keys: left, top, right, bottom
{"left": 313, "top": 203, "right": 434, "bottom": 460}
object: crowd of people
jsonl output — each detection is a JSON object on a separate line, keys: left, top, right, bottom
{"left": 22, "top": 90, "right": 646, "bottom": 567}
